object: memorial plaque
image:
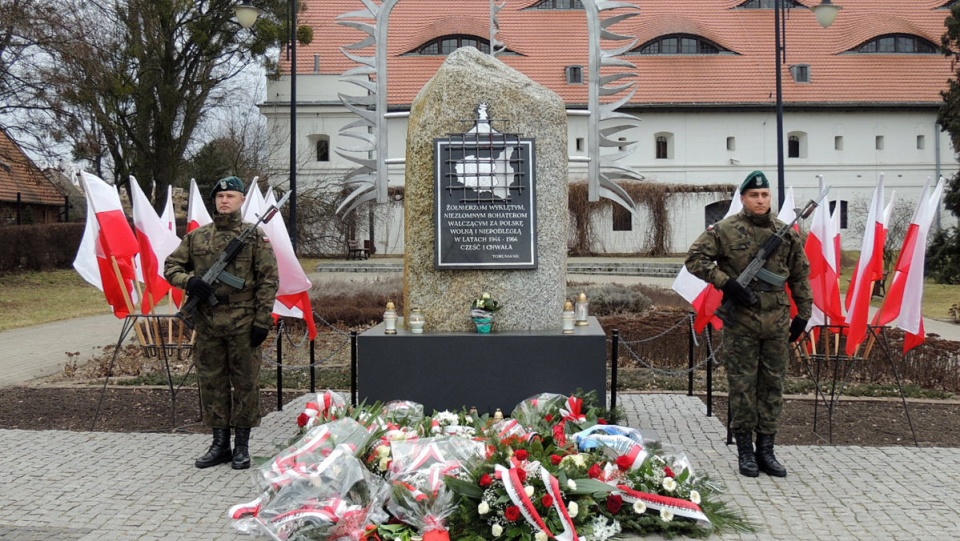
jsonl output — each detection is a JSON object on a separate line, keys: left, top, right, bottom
{"left": 435, "top": 126, "right": 537, "bottom": 270}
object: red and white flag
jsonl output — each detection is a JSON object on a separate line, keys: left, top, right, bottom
{"left": 187, "top": 178, "right": 212, "bottom": 232}
{"left": 874, "top": 177, "right": 945, "bottom": 353}
{"left": 243, "top": 184, "right": 318, "bottom": 340}
{"left": 845, "top": 175, "right": 887, "bottom": 356}
{"left": 130, "top": 178, "right": 181, "bottom": 314}
{"left": 74, "top": 172, "right": 140, "bottom": 318}
{"left": 805, "top": 176, "right": 844, "bottom": 328}
{"left": 160, "top": 185, "right": 176, "bottom": 232}
{"left": 778, "top": 187, "right": 800, "bottom": 319}
{"left": 672, "top": 190, "right": 743, "bottom": 332}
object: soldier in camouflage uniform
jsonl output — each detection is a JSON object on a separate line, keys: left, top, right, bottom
{"left": 685, "top": 171, "right": 812, "bottom": 478}
{"left": 164, "top": 176, "right": 279, "bottom": 470}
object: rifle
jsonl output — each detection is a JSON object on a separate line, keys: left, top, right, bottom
{"left": 176, "top": 191, "right": 290, "bottom": 329}
{"left": 715, "top": 186, "right": 830, "bottom": 324}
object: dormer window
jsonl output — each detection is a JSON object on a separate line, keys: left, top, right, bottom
{"left": 634, "top": 34, "right": 729, "bottom": 55}
{"left": 410, "top": 35, "right": 490, "bottom": 55}
{"left": 529, "top": 0, "right": 583, "bottom": 9}
{"left": 790, "top": 64, "right": 810, "bottom": 83}
{"left": 566, "top": 65, "right": 584, "bottom": 84}
{"left": 852, "top": 34, "right": 937, "bottom": 54}
{"left": 737, "top": 0, "right": 803, "bottom": 8}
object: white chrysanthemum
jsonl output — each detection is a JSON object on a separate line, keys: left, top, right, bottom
{"left": 632, "top": 500, "right": 646, "bottom": 514}
{"left": 535, "top": 532, "right": 548, "bottom": 541}
{"left": 567, "top": 479, "right": 577, "bottom": 491}
{"left": 491, "top": 523, "right": 503, "bottom": 537}
{"left": 478, "top": 502, "right": 490, "bottom": 515}
{"left": 660, "top": 508, "right": 674, "bottom": 522}
{"left": 662, "top": 477, "right": 678, "bottom": 492}
{"left": 573, "top": 454, "right": 586, "bottom": 467}
{"left": 567, "top": 501, "right": 579, "bottom": 518}
{"left": 376, "top": 445, "right": 390, "bottom": 458}
{"left": 378, "top": 457, "right": 390, "bottom": 471}
{"left": 435, "top": 411, "right": 459, "bottom": 425}
{"left": 690, "top": 490, "right": 701, "bottom": 504}
{"left": 525, "top": 485, "right": 535, "bottom": 497}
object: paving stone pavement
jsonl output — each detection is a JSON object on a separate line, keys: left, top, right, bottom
{"left": 1, "top": 392, "right": 958, "bottom": 540}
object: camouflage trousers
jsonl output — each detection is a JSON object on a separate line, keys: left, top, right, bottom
{"left": 724, "top": 325, "right": 788, "bottom": 435}
{"left": 194, "top": 329, "right": 262, "bottom": 429}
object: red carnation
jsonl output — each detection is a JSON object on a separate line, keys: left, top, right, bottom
{"left": 516, "top": 468, "right": 527, "bottom": 483}
{"left": 541, "top": 494, "right": 554, "bottom": 508}
{"left": 553, "top": 424, "right": 567, "bottom": 447}
{"left": 588, "top": 464, "right": 602, "bottom": 479}
{"left": 515, "top": 449, "right": 529, "bottom": 461}
{"left": 550, "top": 454, "right": 563, "bottom": 466}
{"left": 597, "top": 418, "right": 608, "bottom": 425}
{"left": 615, "top": 455, "right": 633, "bottom": 471}
{"left": 505, "top": 505, "right": 522, "bottom": 521}
{"left": 479, "top": 473, "right": 493, "bottom": 487}
{"left": 296, "top": 413, "right": 310, "bottom": 428}
{"left": 664, "top": 466, "right": 676, "bottom": 478}
{"left": 606, "top": 494, "right": 624, "bottom": 514}
{"left": 545, "top": 414, "right": 554, "bottom": 422}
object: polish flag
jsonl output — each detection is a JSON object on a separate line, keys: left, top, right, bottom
{"left": 874, "top": 178, "right": 945, "bottom": 353}
{"left": 157, "top": 185, "right": 184, "bottom": 307}
{"left": 74, "top": 172, "right": 140, "bottom": 318}
{"left": 672, "top": 190, "right": 743, "bottom": 332}
{"left": 778, "top": 187, "right": 800, "bottom": 319}
{"left": 243, "top": 184, "right": 317, "bottom": 340}
{"left": 160, "top": 185, "right": 176, "bottom": 232}
{"left": 805, "top": 176, "right": 844, "bottom": 327}
{"left": 187, "top": 178, "right": 212, "bottom": 232}
{"left": 845, "top": 175, "right": 887, "bottom": 356}
{"left": 130, "top": 179, "right": 182, "bottom": 314}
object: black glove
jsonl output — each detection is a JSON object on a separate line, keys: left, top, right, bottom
{"left": 721, "top": 278, "right": 754, "bottom": 306}
{"left": 788, "top": 317, "right": 808, "bottom": 343}
{"left": 186, "top": 276, "right": 213, "bottom": 300}
{"left": 251, "top": 326, "right": 270, "bottom": 347}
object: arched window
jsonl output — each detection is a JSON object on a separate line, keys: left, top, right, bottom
{"left": 635, "top": 34, "right": 727, "bottom": 55}
{"left": 654, "top": 132, "right": 673, "bottom": 159}
{"left": 787, "top": 131, "right": 807, "bottom": 158}
{"left": 314, "top": 135, "right": 330, "bottom": 162}
{"left": 829, "top": 200, "right": 848, "bottom": 229}
{"left": 851, "top": 34, "right": 937, "bottom": 54}
{"left": 528, "top": 0, "right": 583, "bottom": 9}
{"left": 411, "top": 35, "right": 490, "bottom": 55}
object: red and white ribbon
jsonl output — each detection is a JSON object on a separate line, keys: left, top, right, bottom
{"left": 495, "top": 463, "right": 552, "bottom": 536}
{"left": 560, "top": 396, "right": 586, "bottom": 423}
{"left": 539, "top": 465, "right": 584, "bottom": 541}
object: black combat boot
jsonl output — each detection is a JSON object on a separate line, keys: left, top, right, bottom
{"left": 734, "top": 431, "right": 759, "bottom": 477}
{"left": 232, "top": 427, "right": 252, "bottom": 470}
{"left": 755, "top": 433, "right": 787, "bottom": 477}
{"left": 195, "top": 427, "right": 232, "bottom": 469}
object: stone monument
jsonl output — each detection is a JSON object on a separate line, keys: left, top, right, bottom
{"left": 403, "top": 46, "right": 568, "bottom": 332}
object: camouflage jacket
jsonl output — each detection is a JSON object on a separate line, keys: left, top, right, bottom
{"left": 685, "top": 207, "right": 813, "bottom": 324}
{"left": 164, "top": 211, "right": 279, "bottom": 335}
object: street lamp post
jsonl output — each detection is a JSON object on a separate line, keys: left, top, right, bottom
{"left": 235, "top": 0, "right": 299, "bottom": 254}
{"left": 774, "top": 0, "right": 841, "bottom": 210}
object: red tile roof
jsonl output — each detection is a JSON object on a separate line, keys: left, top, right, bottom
{"left": 293, "top": 0, "right": 955, "bottom": 108}
{"left": 0, "top": 129, "right": 65, "bottom": 206}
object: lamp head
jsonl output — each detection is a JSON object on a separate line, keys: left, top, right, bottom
{"left": 234, "top": 0, "right": 259, "bottom": 29}
{"left": 812, "top": 0, "right": 841, "bottom": 29}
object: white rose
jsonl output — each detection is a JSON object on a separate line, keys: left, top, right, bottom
{"left": 491, "top": 524, "right": 503, "bottom": 537}
{"left": 478, "top": 502, "right": 490, "bottom": 515}
{"left": 535, "top": 532, "right": 548, "bottom": 541}
{"left": 378, "top": 457, "right": 390, "bottom": 471}
{"left": 567, "top": 479, "right": 577, "bottom": 491}
{"left": 633, "top": 501, "right": 646, "bottom": 514}
{"left": 525, "top": 485, "right": 535, "bottom": 497}
{"left": 690, "top": 490, "right": 701, "bottom": 504}
{"left": 567, "top": 502, "right": 579, "bottom": 518}
{"left": 662, "top": 477, "right": 677, "bottom": 492}
{"left": 376, "top": 445, "right": 390, "bottom": 458}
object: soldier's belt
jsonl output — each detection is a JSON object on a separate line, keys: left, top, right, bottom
{"left": 214, "top": 290, "right": 256, "bottom": 305}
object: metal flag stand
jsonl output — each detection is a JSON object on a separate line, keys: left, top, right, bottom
{"left": 796, "top": 324, "right": 919, "bottom": 446}
{"left": 91, "top": 314, "right": 196, "bottom": 431}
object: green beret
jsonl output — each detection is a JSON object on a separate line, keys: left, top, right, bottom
{"left": 210, "top": 176, "right": 245, "bottom": 198}
{"left": 739, "top": 170, "right": 770, "bottom": 194}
